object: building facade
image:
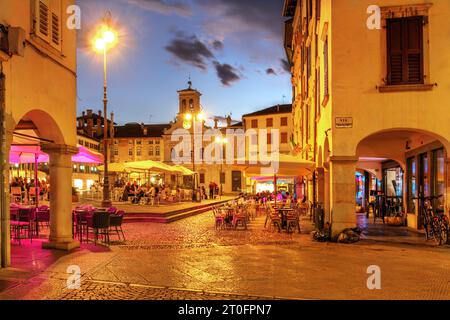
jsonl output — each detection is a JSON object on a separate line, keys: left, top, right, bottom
{"left": 1, "top": 0, "right": 79, "bottom": 267}
{"left": 284, "top": 0, "right": 450, "bottom": 235}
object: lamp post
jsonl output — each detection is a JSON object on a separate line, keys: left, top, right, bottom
{"left": 183, "top": 109, "right": 205, "bottom": 202}
{"left": 93, "top": 12, "right": 118, "bottom": 208}
{"left": 215, "top": 136, "right": 228, "bottom": 199}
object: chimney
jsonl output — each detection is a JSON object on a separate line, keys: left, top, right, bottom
{"left": 277, "top": 104, "right": 280, "bottom": 112}
{"left": 226, "top": 115, "right": 232, "bottom": 128}
{"left": 87, "top": 110, "right": 94, "bottom": 137}
{"left": 96, "top": 110, "right": 103, "bottom": 137}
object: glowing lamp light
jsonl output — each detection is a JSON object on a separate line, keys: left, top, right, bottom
{"left": 102, "top": 30, "right": 116, "bottom": 44}
{"left": 94, "top": 38, "right": 106, "bottom": 52}
{"left": 150, "top": 177, "right": 156, "bottom": 183}
{"left": 197, "top": 113, "right": 205, "bottom": 121}
{"left": 185, "top": 113, "right": 193, "bottom": 121}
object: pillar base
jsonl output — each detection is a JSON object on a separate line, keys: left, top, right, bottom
{"left": 42, "top": 240, "right": 80, "bottom": 251}
{"left": 331, "top": 222, "right": 358, "bottom": 238}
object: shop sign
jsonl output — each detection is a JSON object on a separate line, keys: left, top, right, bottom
{"left": 335, "top": 117, "right": 353, "bottom": 129}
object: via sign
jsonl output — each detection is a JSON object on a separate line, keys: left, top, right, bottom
{"left": 335, "top": 117, "right": 353, "bottom": 129}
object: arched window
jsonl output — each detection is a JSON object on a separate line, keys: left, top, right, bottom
{"left": 189, "top": 99, "right": 194, "bottom": 110}
{"left": 181, "top": 100, "right": 187, "bottom": 113}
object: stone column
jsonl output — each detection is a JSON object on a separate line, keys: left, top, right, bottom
{"left": 330, "top": 156, "right": 358, "bottom": 237}
{"left": 42, "top": 144, "right": 80, "bottom": 251}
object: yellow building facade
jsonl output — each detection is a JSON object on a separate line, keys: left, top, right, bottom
{"left": 1, "top": 0, "right": 79, "bottom": 267}
{"left": 284, "top": 0, "right": 450, "bottom": 235}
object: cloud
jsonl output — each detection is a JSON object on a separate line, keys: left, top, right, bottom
{"left": 196, "top": 0, "right": 284, "bottom": 40}
{"left": 213, "top": 61, "right": 241, "bottom": 86}
{"left": 281, "top": 59, "right": 291, "bottom": 73}
{"left": 266, "top": 68, "right": 277, "bottom": 76}
{"left": 165, "top": 34, "right": 214, "bottom": 70}
{"left": 126, "top": 0, "right": 192, "bottom": 17}
{"left": 212, "top": 40, "right": 224, "bottom": 51}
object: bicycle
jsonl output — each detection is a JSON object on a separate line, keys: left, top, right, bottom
{"left": 414, "top": 195, "right": 448, "bottom": 245}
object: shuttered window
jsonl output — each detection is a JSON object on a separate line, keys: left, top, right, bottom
{"left": 35, "top": 0, "right": 62, "bottom": 51}
{"left": 323, "top": 37, "right": 329, "bottom": 98}
{"left": 387, "top": 17, "right": 424, "bottom": 85}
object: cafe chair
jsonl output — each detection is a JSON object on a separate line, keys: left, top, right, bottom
{"left": 109, "top": 210, "right": 126, "bottom": 241}
{"left": 87, "top": 212, "right": 111, "bottom": 245}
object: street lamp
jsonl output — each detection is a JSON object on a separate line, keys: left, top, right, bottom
{"left": 183, "top": 109, "right": 205, "bottom": 202}
{"left": 92, "top": 12, "right": 118, "bottom": 208}
{"left": 215, "top": 136, "right": 228, "bottom": 199}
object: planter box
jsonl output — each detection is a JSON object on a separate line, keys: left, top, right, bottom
{"left": 385, "top": 216, "right": 405, "bottom": 226}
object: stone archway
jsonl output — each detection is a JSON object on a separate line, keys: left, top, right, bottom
{"left": 3, "top": 110, "right": 79, "bottom": 267}
{"left": 354, "top": 128, "right": 450, "bottom": 231}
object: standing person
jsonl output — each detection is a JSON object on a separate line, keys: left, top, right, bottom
{"left": 209, "top": 182, "right": 214, "bottom": 200}
{"left": 202, "top": 186, "right": 207, "bottom": 200}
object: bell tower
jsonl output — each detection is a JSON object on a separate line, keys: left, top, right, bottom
{"left": 177, "top": 79, "right": 202, "bottom": 120}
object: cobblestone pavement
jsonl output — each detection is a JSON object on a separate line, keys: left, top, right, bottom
{"left": 1, "top": 211, "right": 450, "bottom": 300}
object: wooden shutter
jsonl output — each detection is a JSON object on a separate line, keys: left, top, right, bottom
{"left": 50, "top": 0, "right": 62, "bottom": 50}
{"left": 323, "top": 37, "right": 329, "bottom": 97}
{"left": 387, "top": 19, "right": 403, "bottom": 84}
{"left": 406, "top": 17, "right": 424, "bottom": 84}
{"left": 387, "top": 17, "right": 423, "bottom": 85}
{"left": 36, "top": 0, "right": 50, "bottom": 41}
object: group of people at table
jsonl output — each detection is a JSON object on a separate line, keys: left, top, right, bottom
{"left": 213, "top": 192, "right": 303, "bottom": 233}
{"left": 10, "top": 177, "right": 49, "bottom": 204}
{"left": 119, "top": 182, "right": 184, "bottom": 205}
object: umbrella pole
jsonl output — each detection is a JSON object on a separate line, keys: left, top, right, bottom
{"left": 34, "top": 154, "right": 39, "bottom": 208}
{"left": 274, "top": 174, "right": 278, "bottom": 206}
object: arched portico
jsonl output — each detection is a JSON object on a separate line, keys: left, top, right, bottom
{"left": 2, "top": 110, "right": 79, "bottom": 267}
{"left": 327, "top": 127, "right": 450, "bottom": 236}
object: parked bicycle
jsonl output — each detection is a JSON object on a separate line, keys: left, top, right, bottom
{"left": 414, "top": 194, "right": 448, "bottom": 245}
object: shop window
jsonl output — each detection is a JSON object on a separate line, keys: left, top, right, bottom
{"left": 432, "top": 148, "right": 445, "bottom": 208}
{"left": 199, "top": 173, "right": 205, "bottom": 184}
{"left": 407, "top": 157, "right": 417, "bottom": 213}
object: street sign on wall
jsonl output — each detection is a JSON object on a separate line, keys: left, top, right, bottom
{"left": 335, "top": 117, "right": 353, "bottom": 129}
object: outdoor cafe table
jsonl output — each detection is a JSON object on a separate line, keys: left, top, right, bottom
{"left": 278, "top": 207, "right": 294, "bottom": 230}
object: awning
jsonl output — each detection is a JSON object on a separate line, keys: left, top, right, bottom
{"left": 9, "top": 145, "right": 104, "bottom": 164}
{"left": 240, "top": 154, "right": 315, "bottom": 177}
{"left": 124, "top": 160, "right": 182, "bottom": 174}
{"left": 172, "top": 165, "right": 195, "bottom": 176}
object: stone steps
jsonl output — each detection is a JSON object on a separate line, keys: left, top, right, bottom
{"left": 123, "top": 199, "right": 231, "bottom": 224}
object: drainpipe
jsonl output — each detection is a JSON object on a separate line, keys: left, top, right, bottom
{"left": 0, "top": 61, "right": 7, "bottom": 268}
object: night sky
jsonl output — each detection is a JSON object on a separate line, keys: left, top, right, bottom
{"left": 76, "top": 0, "right": 292, "bottom": 125}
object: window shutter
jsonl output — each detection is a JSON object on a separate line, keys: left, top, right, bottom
{"left": 36, "top": 0, "right": 50, "bottom": 42}
{"left": 387, "top": 19, "right": 404, "bottom": 85}
{"left": 387, "top": 17, "right": 423, "bottom": 85}
{"left": 50, "top": 0, "right": 62, "bottom": 50}
{"left": 406, "top": 17, "right": 424, "bottom": 84}
{"left": 323, "top": 37, "right": 329, "bottom": 97}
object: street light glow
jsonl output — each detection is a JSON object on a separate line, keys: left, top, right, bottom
{"left": 197, "top": 113, "right": 205, "bottom": 121}
{"left": 185, "top": 113, "right": 193, "bottom": 121}
{"left": 93, "top": 25, "right": 118, "bottom": 53}
{"left": 94, "top": 38, "right": 106, "bottom": 52}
